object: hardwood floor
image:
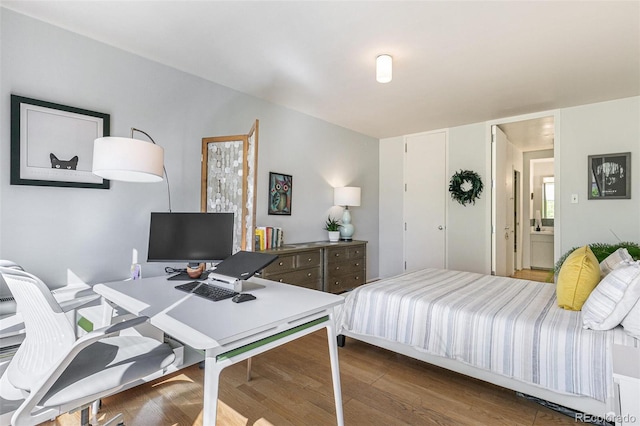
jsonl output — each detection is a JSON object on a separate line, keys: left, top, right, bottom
{"left": 511, "top": 268, "right": 555, "bottom": 283}
{"left": 47, "top": 331, "right": 576, "bottom": 426}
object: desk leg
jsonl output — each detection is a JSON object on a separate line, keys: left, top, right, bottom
{"left": 325, "top": 320, "right": 345, "bottom": 426}
{"left": 203, "top": 350, "right": 221, "bottom": 425}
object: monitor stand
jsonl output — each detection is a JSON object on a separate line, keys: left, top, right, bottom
{"left": 167, "top": 271, "right": 208, "bottom": 281}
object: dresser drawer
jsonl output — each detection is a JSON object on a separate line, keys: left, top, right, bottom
{"left": 348, "top": 245, "right": 366, "bottom": 260}
{"left": 325, "top": 271, "right": 365, "bottom": 293}
{"left": 262, "top": 255, "right": 296, "bottom": 275}
{"left": 326, "top": 259, "right": 364, "bottom": 276}
{"left": 325, "top": 247, "right": 349, "bottom": 264}
{"left": 295, "top": 250, "right": 322, "bottom": 268}
{"left": 267, "top": 267, "right": 323, "bottom": 291}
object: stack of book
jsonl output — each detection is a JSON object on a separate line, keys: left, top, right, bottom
{"left": 255, "top": 226, "right": 284, "bottom": 250}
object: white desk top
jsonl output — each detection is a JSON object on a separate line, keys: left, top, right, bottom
{"left": 94, "top": 276, "right": 344, "bottom": 352}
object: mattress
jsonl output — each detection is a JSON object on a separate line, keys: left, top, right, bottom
{"left": 336, "top": 268, "right": 639, "bottom": 401}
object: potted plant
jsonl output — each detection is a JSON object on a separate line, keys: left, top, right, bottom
{"left": 324, "top": 216, "right": 341, "bottom": 242}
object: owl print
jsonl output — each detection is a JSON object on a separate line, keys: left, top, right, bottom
{"left": 269, "top": 173, "right": 292, "bottom": 215}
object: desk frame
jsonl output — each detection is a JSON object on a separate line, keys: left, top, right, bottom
{"left": 94, "top": 276, "right": 344, "bottom": 425}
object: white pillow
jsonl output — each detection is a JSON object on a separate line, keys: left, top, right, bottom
{"left": 600, "top": 248, "right": 633, "bottom": 276}
{"left": 582, "top": 261, "right": 640, "bottom": 330}
{"left": 621, "top": 298, "right": 640, "bottom": 338}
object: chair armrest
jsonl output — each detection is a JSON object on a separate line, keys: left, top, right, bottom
{"left": 13, "top": 315, "right": 152, "bottom": 422}
{"left": 75, "top": 315, "right": 150, "bottom": 346}
{"left": 58, "top": 293, "right": 101, "bottom": 313}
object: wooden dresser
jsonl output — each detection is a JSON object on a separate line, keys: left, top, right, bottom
{"left": 259, "top": 240, "right": 367, "bottom": 294}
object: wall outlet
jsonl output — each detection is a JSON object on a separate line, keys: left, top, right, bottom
{"left": 571, "top": 194, "right": 579, "bottom": 204}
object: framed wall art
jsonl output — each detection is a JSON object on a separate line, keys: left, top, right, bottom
{"left": 10, "top": 95, "right": 110, "bottom": 189}
{"left": 588, "top": 152, "right": 631, "bottom": 199}
{"left": 268, "top": 172, "right": 292, "bottom": 215}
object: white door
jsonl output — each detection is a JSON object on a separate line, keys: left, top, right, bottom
{"left": 404, "top": 131, "right": 447, "bottom": 272}
{"left": 493, "top": 126, "right": 516, "bottom": 277}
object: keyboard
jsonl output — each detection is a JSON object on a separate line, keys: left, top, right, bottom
{"left": 174, "top": 281, "right": 238, "bottom": 302}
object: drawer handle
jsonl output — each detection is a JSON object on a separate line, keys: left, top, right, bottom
{"left": 355, "top": 276, "right": 359, "bottom": 280}
{"left": 355, "top": 263, "right": 359, "bottom": 267}
{"left": 335, "top": 281, "right": 340, "bottom": 285}
{"left": 335, "top": 253, "right": 340, "bottom": 257}
{"left": 307, "top": 272, "right": 312, "bottom": 277}
{"left": 279, "top": 279, "right": 284, "bottom": 282}
{"left": 355, "top": 250, "right": 360, "bottom": 254}
{"left": 335, "top": 266, "right": 340, "bottom": 270}
{"left": 307, "top": 258, "right": 312, "bottom": 262}
{"left": 278, "top": 261, "right": 284, "bottom": 266}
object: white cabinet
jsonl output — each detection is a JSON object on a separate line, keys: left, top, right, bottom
{"left": 613, "top": 344, "right": 640, "bottom": 426}
{"left": 530, "top": 232, "right": 554, "bottom": 269}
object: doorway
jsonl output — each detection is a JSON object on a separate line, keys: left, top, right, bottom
{"left": 491, "top": 114, "right": 555, "bottom": 277}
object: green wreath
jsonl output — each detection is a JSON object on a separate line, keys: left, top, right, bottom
{"left": 449, "top": 170, "right": 483, "bottom": 206}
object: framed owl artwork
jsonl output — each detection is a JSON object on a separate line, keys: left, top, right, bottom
{"left": 268, "top": 172, "right": 292, "bottom": 215}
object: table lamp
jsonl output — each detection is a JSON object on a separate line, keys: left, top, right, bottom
{"left": 334, "top": 186, "right": 361, "bottom": 241}
{"left": 534, "top": 209, "right": 542, "bottom": 231}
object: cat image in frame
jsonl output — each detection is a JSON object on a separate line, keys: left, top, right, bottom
{"left": 50, "top": 153, "right": 79, "bottom": 170}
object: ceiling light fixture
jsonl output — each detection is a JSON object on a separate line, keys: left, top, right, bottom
{"left": 376, "top": 54, "right": 393, "bottom": 83}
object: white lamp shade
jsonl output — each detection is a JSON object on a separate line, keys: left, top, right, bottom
{"left": 535, "top": 209, "right": 542, "bottom": 224}
{"left": 92, "top": 137, "right": 164, "bottom": 183}
{"left": 334, "top": 186, "right": 361, "bottom": 207}
{"left": 376, "top": 54, "right": 393, "bottom": 83}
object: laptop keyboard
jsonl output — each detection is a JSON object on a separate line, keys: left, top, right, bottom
{"left": 175, "top": 281, "right": 238, "bottom": 302}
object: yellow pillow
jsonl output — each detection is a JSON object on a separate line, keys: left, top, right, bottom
{"left": 557, "top": 246, "right": 601, "bottom": 310}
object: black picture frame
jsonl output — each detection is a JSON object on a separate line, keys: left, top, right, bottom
{"left": 268, "top": 172, "right": 292, "bottom": 215}
{"left": 588, "top": 152, "right": 631, "bottom": 199}
{"left": 10, "top": 95, "right": 110, "bottom": 189}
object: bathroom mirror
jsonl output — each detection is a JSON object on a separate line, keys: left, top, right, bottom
{"left": 201, "top": 120, "right": 259, "bottom": 252}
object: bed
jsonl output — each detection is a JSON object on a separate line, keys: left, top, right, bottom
{"left": 335, "top": 268, "right": 639, "bottom": 418}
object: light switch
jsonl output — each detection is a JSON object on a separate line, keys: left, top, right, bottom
{"left": 571, "top": 194, "right": 579, "bottom": 204}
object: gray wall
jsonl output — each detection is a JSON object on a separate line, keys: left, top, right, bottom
{"left": 379, "top": 96, "right": 639, "bottom": 276}
{"left": 0, "top": 9, "right": 379, "bottom": 286}
{"left": 557, "top": 97, "right": 639, "bottom": 250}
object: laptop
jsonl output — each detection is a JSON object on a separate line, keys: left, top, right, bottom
{"left": 208, "top": 251, "right": 279, "bottom": 283}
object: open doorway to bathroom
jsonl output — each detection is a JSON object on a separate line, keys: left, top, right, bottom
{"left": 491, "top": 114, "right": 555, "bottom": 283}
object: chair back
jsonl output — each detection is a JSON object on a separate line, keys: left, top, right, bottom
{"left": 0, "top": 267, "right": 76, "bottom": 392}
{"left": 0, "top": 260, "right": 21, "bottom": 315}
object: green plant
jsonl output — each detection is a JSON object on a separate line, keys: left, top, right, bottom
{"left": 324, "top": 216, "right": 341, "bottom": 231}
{"left": 554, "top": 241, "right": 640, "bottom": 274}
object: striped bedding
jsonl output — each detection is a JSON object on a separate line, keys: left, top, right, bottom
{"left": 336, "top": 268, "right": 639, "bottom": 401}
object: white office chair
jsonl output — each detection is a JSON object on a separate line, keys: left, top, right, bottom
{"left": 0, "top": 260, "right": 22, "bottom": 317}
{"left": 0, "top": 266, "right": 176, "bottom": 426}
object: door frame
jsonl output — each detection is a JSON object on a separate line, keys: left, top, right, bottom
{"left": 487, "top": 110, "right": 561, "bottom": 275}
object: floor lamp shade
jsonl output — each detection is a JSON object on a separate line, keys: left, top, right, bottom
{"left": 334, "top": 187, "right": 361, "bottom": 241}
{"left": 93, "top": 137, "right": 164, "bottom": 183}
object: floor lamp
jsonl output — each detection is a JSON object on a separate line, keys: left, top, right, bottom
{"left": 93, "top": 128, "right": 172, "bottom": 211}
{"left": 334, "top": 186, "right": 361, "bottom": 241}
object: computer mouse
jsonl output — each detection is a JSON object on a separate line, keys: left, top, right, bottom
{"left": 232, "top": 293, "right": 256, "bottom": 303}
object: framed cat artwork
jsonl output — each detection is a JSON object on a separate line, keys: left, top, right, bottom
{"left": 10, "top": 95, "right": 110, "bottom": 189}
{"left": 268, "top": 172, "right": 292, "bottom": 215}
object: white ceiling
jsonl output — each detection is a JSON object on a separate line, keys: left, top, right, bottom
{"left": 2, "top": 1, "right": 639, "bottom": 141}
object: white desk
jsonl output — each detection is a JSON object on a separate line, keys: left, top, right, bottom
{"left": 93, "top": 275, "right": 345, "bottom": 425}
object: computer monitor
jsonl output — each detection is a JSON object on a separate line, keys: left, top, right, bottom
{"left": 147, "top": 212, "right": 234, "bottom": 278}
